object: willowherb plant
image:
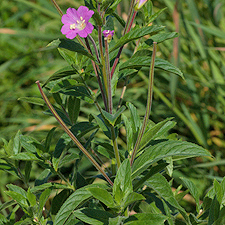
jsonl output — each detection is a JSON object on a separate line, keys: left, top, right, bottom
{"left": 2, "top": 0, "right": 225, "bottom": 225}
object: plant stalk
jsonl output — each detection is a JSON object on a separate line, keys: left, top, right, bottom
{"left": 36, "top": 81, "right": 113, "bottom": 186}
{"left": 130, "top": 42, "right": 157, "bottom": 166}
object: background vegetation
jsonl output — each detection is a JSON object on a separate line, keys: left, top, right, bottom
{"left": 0, "top": 0, "right": 225, "bottom": 221}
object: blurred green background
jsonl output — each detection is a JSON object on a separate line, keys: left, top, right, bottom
{"left": 0, "top": 0, "right": 225, "bottom": 211}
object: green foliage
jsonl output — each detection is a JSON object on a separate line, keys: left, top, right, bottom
{"left": 0, "top": 0, "right": 225, "bottom": 224}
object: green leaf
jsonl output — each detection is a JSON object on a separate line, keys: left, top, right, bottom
{"left": 48, "top": 39, "right": 97, "bottom": 62}
{"left": 38, "top": 188, "right": 51, "bottom": 218}
{"left": 31, "top": 183, "right": 71, "bottom": 194}
{"left": 10, "top": 152, "right": 40, "bottom": 161}
{"left": 113, "top": 159, "right": 133, "bottom": 205}
{"left": 0, "top": 200, "right": 16, "bottom": 212}
{"left": 18, "top": 97, "right": 45, "bottom": 106}
{"left": 0, "top": 213, "right": 8, "bottom": 223}
{"left": 132, "top": 140, "right": 211, "bottom": 179}
{"left": 109, "top": 26, "right": 165, "bottom": 53}
{"left": 43, "top": 66, "right": 78, "bottom": 87}
{"left": 58, "top": 152, "right": 79, "bottom": 168}
{"left": 145, "top": 173, "right": 190, "bottom": 224}
{"left": 208, "top": 196, "right": 220, "bottom": 225}
{"left": 54, "top": 188, "right": 92, "bottom": 225}
{"left": 7, "top": 184, "right": 27, "bottom": 198}
{"left": 71, "top": 122, "right": 98, "bottom": 139}
{"left": 92, "top": 114, "right": 111, "bottom": 139}
{"left": 122, "top": 114, "right": 133, "bottom": 153}
{"left": 126, "top": 102, "right": 141, "bottom": 134}
{"left": 44, "top": 127, "right": 57, "bottom": 152}
{"left": 87, "top": 187, "right": 115, "bottom": 208}
{"left": 27, "top": 188, "right": 36, "bottom": 207}
{"left": 180, "top": 177, "right": 200, "bottom": 213}
{"left": 139, "top": 118, "right": 176, "bottom": 151}
{"left": 51, "top": 190, "right": 72, "bottom": 215}
{"left": 122, "top": 192, "right": 145, "bottom": 210}
{"left": 145, "top": 32, "right": 179, "bottom": 46}
{"left": 73, "top": 208, "right": 115, "bottom": 225}
{"left": 50, "top": 79, "right": 94, "bottom": 104}
{"left": 213, "top": 179, "right": 223, "bottom": 207}
{"left": 147, "top": 7, "right": 167, "bottom": 23}
{"left": 124, "top": 213, "right": 168, "bottom": 225}
{"left": 19, "top": 135, "right": 38, "bottom": 153}
{"left": 133, "top": 162, "right": 169, "bottom": 191}
{"left": 68, "top": 97, "right": 80, "bottom": 125}
{"left": 101, "top": 106, "right": 126, "bottom": 126}
{"left": 13, "top": 130, "right": 22, "bottom": 154}
{"left": 120, "top": 56, "right": 184, "bottom": 78}
{"left": 25, "top": 161, "right": 32, "bottom": 183}
{"left": 92, "top": 9, "right": 103, "bottom": 26}
{"left": 5, "top": 191, "right": 28, "bottom": 208}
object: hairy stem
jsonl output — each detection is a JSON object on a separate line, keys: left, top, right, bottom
{"left": 36, "top": 81, "right": 113, "bottom": 186}
{"left": 84, "top": 38, "right": 108, "bottom": 110}
{"left": 130, "top": 42, "right": 157, "bottom": 166}
{"left": 104, "top": 38, "right": 113, "bottom": 114}
{"left": 111, "top": 127, "right": 121, "bottom": 168}
{"left": 111, "top": 10, "right": 137, "bottom": 78}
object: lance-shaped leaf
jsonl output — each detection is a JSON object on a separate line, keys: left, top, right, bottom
{"left": 55, "top": 188, "right": 92, "bottom": 225}
{"left": 48, "top": 39, "right": 97, "bottom": 62}
{"left": 124, "top": 213, "right": 168, "bottom": 224}
{"left": 18, "top": 97, "right": 45, "bottom": 106}
{"left": 43, "top": 66, "right": 78, "bottom": 87}
{"left": 113, "top": 159, "right": 133, "bottom": 205}
{"left": 145, "top": 32, "right": 179, "bottom": 46}
{"left": 101, "top": 105, "right": 126, "bottom": 126}
{"left": 109, "top": 26, "right": 165, "bottom": 53}
{"left": 50, "top": 79, "right": 94, "bottom": 104}
{"left": 145, "top": 173, "right": 190, "bottom": 224}
{"left": 120, "top": 56, "right": 184, "bottom": 78}
{"left": 132, "top": 140, "right": 211, "bottom": 179}
{"left": 87, "top": 187, "right": 115, "bottom": 208}
{"left": 73, "top": 208, "right": 115, "bottom": 225}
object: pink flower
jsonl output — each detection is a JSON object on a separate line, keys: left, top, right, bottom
{"left": 61, "top": 6, "right": 94, "bottom": 39}
{"left": 103, "top": 30, "right": 114, "bottom": 42}
{"left": 134, "top": 0, "right": 148, "bottom": 10}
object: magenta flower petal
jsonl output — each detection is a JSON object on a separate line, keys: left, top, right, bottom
{"left": 77, "top": 6, "right": 94, "bottom": 21}
{"left": 66, "top": 8, "right": 79, "bottom": 21}
{"left": 66, "top": 30, "right": 78, "bottom": 39}
{"left": 61, "top": 14, "right": 73, "bottom": 24}
{"left": 78, "top": 29, "right": 88, "bottom": 38}
{"left": 61, "top": 24, "right": 71, "bottom": 34}
{"left": 85, "top": 23, "right": 94, "bottom": 34}
{"left": 61, "top": 6, "right": 94, "bottom": 39}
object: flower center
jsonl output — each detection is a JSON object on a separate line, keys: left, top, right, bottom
{"left": 70, "top": 23, "right": 76, "bottom": 30}
{"left": 76, "top": 17, "right": 86, "bottom": 30}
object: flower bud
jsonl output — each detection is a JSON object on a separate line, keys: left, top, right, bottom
{"left": 103, "top": 30, "right": 114, "bottom": 43}
{"left": 134, "top": 0, "right": 148, "bottom": 11}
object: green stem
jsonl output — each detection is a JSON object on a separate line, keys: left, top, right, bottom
{"left": 84, "top": 38, "right": 108, "bottom": 110}
{"left": 110, "top": 10, "right": 137, "bottom": 78}
{"left": 88, "top": 34, "right": 101, "bottom": 63}
{"left": 104, "top": 38, "right": 113, "bottom": 114}
{"left": 51, "top": 0, "right": 63, "bottom": 16}
{"left": 57, "top": 170, "right": 75, "bottom": 190}
{"left": 98, "top": 26, "right": 109, "bottom": 111}
{"left": 36, "top": 81, "right": 113, "bottom": 186}
{"left": 110, "top": 127, "right": 121, "bottom": 168}
{"left": 130, "top": 42, "right": 157, "bottom": 166}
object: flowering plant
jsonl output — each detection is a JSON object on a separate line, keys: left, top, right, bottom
{"left": 3, "top": 0, "right": 222, "bottom": 224}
